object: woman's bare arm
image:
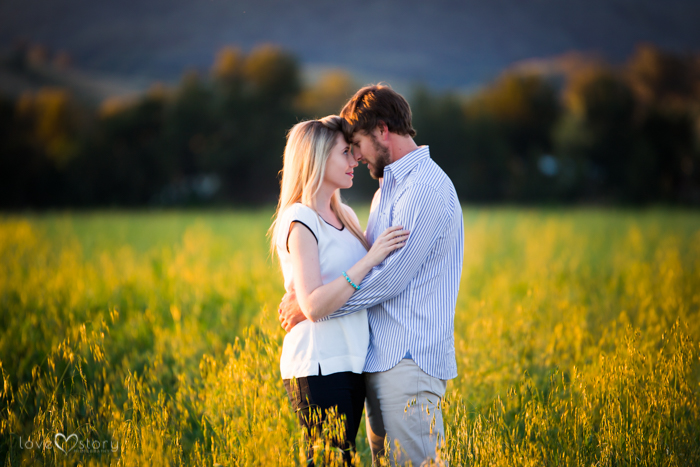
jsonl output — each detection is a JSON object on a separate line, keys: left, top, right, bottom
{"left": 287, "top": 222, "right": 408, "bottom": 322}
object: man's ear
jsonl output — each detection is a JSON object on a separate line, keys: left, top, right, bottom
{"left": 376, "top": 121, "right": 389, "bottom": 139}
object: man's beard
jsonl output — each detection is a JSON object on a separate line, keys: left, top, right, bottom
{"left": 368, "top": 134, "right": 391, "bottom": 180}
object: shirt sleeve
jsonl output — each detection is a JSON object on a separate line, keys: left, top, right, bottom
{"left": 324, "top": 182, "right": 449, "bottom": 318}
{"left": 276, "top": 204, "right": 319, "bottom": 253}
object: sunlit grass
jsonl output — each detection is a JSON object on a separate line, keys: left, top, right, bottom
{"left": 0, "top": 208, "right": 698, "bottom": 466}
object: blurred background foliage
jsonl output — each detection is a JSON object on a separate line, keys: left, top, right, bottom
{"left": 1, "top": 42, "right": 699, "bottom": 208}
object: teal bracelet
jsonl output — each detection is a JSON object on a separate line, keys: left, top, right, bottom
{"left": 342, "top": 271, "right": 360, "bottom": 291}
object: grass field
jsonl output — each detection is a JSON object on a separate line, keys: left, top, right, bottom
{"left": 1, "top": 208, "right": 699, "bottom": 466}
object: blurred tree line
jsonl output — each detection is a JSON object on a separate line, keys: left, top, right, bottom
{"left": 413, "top": 45, "right": 700, "bottom": 204}
{"left": 1, "top": 43, "right": 699, "bottom": 208}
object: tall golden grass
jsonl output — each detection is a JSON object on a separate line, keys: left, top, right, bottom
{"left": 0, "top": 209, "right": 698, "bottom": 466}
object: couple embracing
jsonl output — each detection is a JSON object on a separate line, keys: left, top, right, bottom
{"left": 270, "top": 85, "right": 464, "bottom": 466}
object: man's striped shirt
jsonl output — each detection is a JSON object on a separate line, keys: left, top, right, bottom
{"left": 327, "top": 146, "right": 464, "bottom": 380}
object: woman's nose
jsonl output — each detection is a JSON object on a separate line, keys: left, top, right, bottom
{"left": 350, "top": 157, "right": 359, "bottom": 168}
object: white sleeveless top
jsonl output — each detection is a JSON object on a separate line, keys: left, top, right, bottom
{"left": 276, "top": 203, "right": 369, "bottom": 379}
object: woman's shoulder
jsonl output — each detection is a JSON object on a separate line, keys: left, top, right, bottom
{"left": 281, "top": 203, "right": 317, "bottom": 220}
{"left": 279, "top": 203, "right": 320, "bottom": 233}
{"left": 276, "top": 203, "right": 321, "bottom": 251}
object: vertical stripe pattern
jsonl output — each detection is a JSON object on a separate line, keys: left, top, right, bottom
{"left": 324, "top": 146, "right": 464, "bottom": 380}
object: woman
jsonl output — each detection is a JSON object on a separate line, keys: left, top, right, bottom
{"left": 269, "top": 116, "right": 409, "bottom": 463}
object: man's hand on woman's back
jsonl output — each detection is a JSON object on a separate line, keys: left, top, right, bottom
{"left": 278, "top": 290, "right": 307, "bottom": 332}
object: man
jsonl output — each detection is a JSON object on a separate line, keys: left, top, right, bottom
{"left": 279, "top": 84, "right": 464, "bottom": 466}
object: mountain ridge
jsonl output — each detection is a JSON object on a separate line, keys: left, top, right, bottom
{"left": 1, "top": 0, "right": 699, "bottom": 90}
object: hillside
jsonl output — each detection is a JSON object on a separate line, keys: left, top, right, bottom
{"left": 1, "top": 0, "right": 699, "bottom": 90}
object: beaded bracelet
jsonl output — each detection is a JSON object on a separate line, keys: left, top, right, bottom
{"left": 342, "top": 271, "right": 360, "bottom": 291}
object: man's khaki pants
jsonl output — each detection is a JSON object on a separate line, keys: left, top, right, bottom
{"left": 365, "top": 359, "right": 447, "bottom": 466}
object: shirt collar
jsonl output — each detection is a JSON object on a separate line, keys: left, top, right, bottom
{"left": 384, "top": 145, "right": 430, "bottom": 184}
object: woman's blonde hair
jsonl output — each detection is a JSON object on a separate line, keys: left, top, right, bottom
{"left": 269, "top": 115, "right": 370, "bottom": 257}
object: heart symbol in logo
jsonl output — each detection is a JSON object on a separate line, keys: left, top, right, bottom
{"left": 54, "top": 432, "right": 79, "bottom": 454}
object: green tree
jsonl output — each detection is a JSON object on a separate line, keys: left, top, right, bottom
{"left": 464, "top": 74, "right": 560, "bottom": 201}
{"left": 69, "top": 91, "right": 170, "bottom": 205}
{"left": 243, "top": 44, "right": 300, "bottom": 104}
{"left": 467, "top": 73, "right": 559, "bottom": 154}
{"left": 626, "top": 44, "right": 700, "bottom": 203}
{"left": 555, "top": 67, "right": 653, "bottom": 202}
{"left": 295, "top": 70, "right": 357, "bottom": 118}
{"left": 412, "top": 86, "right": 508, "bottom": 202}
{"left": 627, "top": 44, "right": 699, "bottom": 109}
{"left": 15, "top": 87, "right": 81, "bottom": 168}
{"left": 208, "top": 45, "right": 302, "bottom": 203}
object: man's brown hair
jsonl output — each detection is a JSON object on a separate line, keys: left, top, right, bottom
{"left": 340, "top": 84, "right": 416, "bottom": 139}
